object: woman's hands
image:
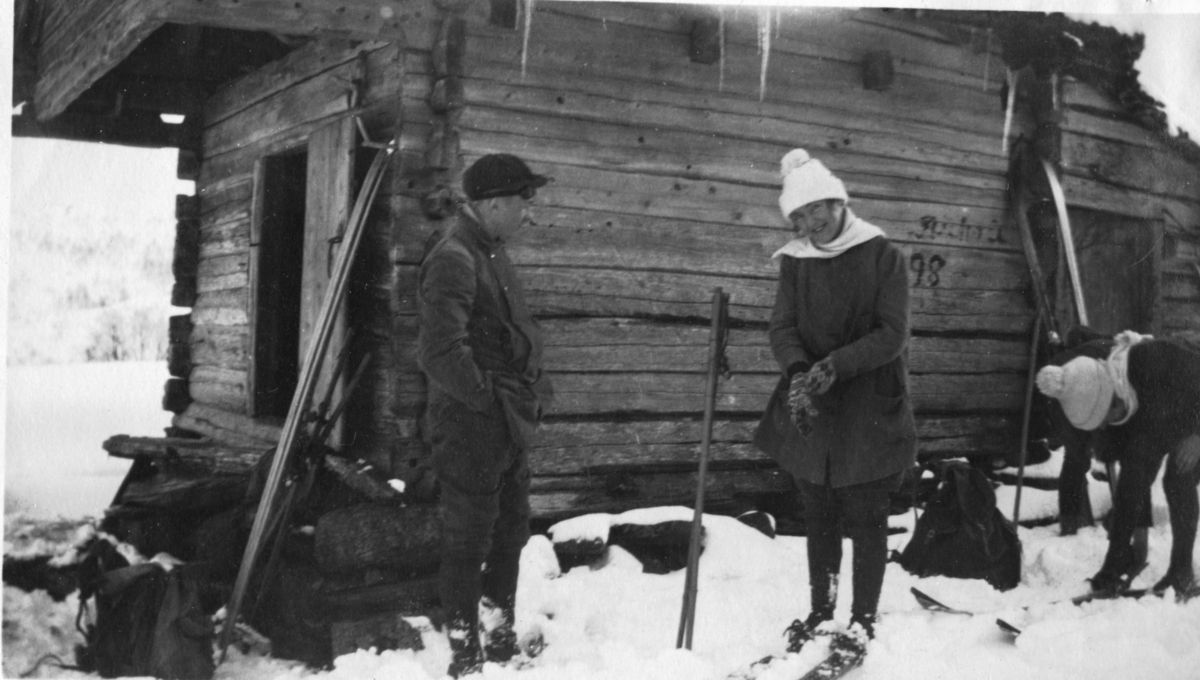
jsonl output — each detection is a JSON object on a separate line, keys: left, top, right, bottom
{"left": 787, "top": 357, "right": 837, "bottom": 434}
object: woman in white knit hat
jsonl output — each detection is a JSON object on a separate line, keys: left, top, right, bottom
{"left": 754, "top": 149, "right": 917, "bottom": 666}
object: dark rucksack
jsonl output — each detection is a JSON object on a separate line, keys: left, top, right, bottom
{"left": 75, "top": 540, "right": 215, "bottom": 679}
{"left": 896, "top": 461, "right": 1022, "bottom": 591}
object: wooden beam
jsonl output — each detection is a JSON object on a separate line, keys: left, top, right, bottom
{"left": 12, "top": 107, "right": 193, "bottom": 148}
{"left": 159, "top": 0, "right": 414, "bottom": 42}
{"left": 34, "top": 0, "right": 167, "bottom": 121}
{"left": 33, "top": 0, "right": 422, "bottom": 122}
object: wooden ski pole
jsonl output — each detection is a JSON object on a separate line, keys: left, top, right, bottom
{"left": 677, "top": 288, "right": 729, "bottom": 650}
{"left": 1013, "top": 314, "right": 1042, "bottom": 526}
{"left": 219, "top": 139, "right": 394, "bottom": 659}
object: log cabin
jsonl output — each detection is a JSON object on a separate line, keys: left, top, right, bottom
{"left": 12, "top": 0, "right": 1200, "bottom": 663}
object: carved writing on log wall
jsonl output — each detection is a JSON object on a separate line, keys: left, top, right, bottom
{"left": 909, "top": 252, "right": 946, "bottom": 287}
{"left": 915, "top": 215, "right": 1006, "bottom": 245}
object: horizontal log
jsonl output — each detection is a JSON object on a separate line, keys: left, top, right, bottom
{"left": 102, "top": 434, "right": 267, "bottom": 475}
{"left": 531, "top": 318, "right": 1027, "bottom": 375}
{"left": 1062, "top": 78, "right": 1122, "bottom": 115}
{"left": 1061, "top": 106, "right": 1165, "bottom": 150}
{"left": 461, "top": 126, "right": 1009, "bottom": 212}
{"left": 321, "top": 574, "right": 439, "bottom": 620}
{"left": 1061, "top": 131, "right": 1200, "bottom": 203}
{"left": 1062, "top": 174, "right": 1200, "bottom": 235}
{"left": 323, "top": 455, "right": 404, "bottom": 503}
{"left": 543, "top": 4, "right": 994, "bottom": 87}
{"left": 171, "top": 403, "right": 280, "bottom": 447}
{"left": 315, "top": 503, "right": 441, "bottom": 575}
{"left": 454, "top": 75, "right": 1009, "bottom": 178}
{"left": 537, "top": 371, "right": 1024, "bottom": 417}
{"left": 528, "top": 467, "right": 793, "bottom": 518}
{"left": 190, "top": 325, "right": 249, "bottom": 371}
{"left": 465, "top": 8, "right": 1004, "bottom": 135}
{"left": 192, "top": 288, "right": 248, "bottom": 327}
{"left": 391, "top": 264, "right": 1031, "bottom": 333}
{"left": 197, "top": 253, "right": 249, "bottom": 294}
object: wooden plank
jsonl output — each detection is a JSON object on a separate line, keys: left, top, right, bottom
{"left": 205, "top": 38, "right": 363, "bottom": 126}
{"left": 387, "top": 198, "right": 1016, "bottom": 268}
{"left": 172, "top": 403, "right": 281, "bottom": 446}
{"left": 191, "top": 325, "right": 250, "bottom": 371}
{"left": 454, "top": 70, "right": 1011, "bottom": 169}
{"left": 34, "top": 0, "right": 164, "bottom": 120}
{"left": 528, "top": 467, "right": 794, "bottom": 518}
{"left": 102, "top": 434, "right": 267, "bottom": 475}
{"left": 12, "top": 108, "right": 193, "bottom": 148}
{"left": 1061, "top": 131, "right": 1200, "bottom": 202}
{"left": 464, "top": 9, "right": 1005, "bottom": 135}
{"left": 540, "top": 372, "right": 1023, "bottom": 417}
{"left": 459, "top": 126, "right": 1008, "bottom": 211}
{"left": 1061, "top": 77, "right": 1124, "bottom": 115}
{"left": 1061, "top": 106, "right": 1166, "bottom": 150}
{"left": 197, "top": 253, "right": 249, "bottom": 294}
{"left": 389, "top": 264, "right": 1031, "bottom": 333}
{"left": 161, "top": 0, "right": 415, "bottom": 42}
{"left": 192, "top": 288, "right": 249, "bottom": 327}
{"left": 534, "top": 319, "right": 1026, "bottom": 375}
{"left": 1062, "top": 174, "right": 1200, "bottom": 235}
{"left": 302, "top": 119, "right": 357, "bottom": 444}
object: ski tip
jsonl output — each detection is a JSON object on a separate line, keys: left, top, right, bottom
{"left": 996, "top": 618, "right": 1022, "bottom": 637}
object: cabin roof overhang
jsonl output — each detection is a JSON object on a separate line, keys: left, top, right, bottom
{"left": 12, "top": 0, "right": 429, "bottom": 148}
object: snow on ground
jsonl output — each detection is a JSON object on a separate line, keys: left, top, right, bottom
{"left": 5, "top": 361, "right": 172, "bottom": 519}
{"left": 6, "top": 490, "right": 1200, "bottom": 680}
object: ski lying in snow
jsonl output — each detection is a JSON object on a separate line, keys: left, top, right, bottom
{"left": 910, "top": 587, "right": 972, "bottom": 616}
{"left": 913, "top": 585, "right": 1163, "bottom": 638}
{"left": 726, "top": 650, "right": 864, "bottom": 680}
{"left": 797, "top": 648, "right": 864, "bottom": 680}
{"left": 726, "top": 653, "right": 785, "bottom": 680}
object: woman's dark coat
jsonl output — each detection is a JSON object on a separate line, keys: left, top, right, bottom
{"left": 754, "top": 235, "right": 917, "bottom": 488}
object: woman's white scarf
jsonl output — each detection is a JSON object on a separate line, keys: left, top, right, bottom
{"left": 770, "top": 209, "right": 885, "bottom": 262}
{"left": 1105, "top": 330, "right": 1152, "bottom": 425}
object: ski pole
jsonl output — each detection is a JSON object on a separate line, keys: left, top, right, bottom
{"left": 677, "top": 288, "right": 729, "bottom": 650}
{"left": 1013, "top": 314, "right": 1042, "bottom": 526}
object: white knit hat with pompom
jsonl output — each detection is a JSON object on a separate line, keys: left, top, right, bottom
{"left": 1035, "top": 357, "right": 1114, "bottom": 431}
{"left": 778, "top": 149, "right": 849, "bottom": 220}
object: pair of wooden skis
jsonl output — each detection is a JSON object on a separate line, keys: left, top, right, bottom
{"left": 217, "top": 135, "right": 394, "bottom": 658}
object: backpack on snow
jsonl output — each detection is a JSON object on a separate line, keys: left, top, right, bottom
{"left": 896, "top": 461, "right": 1022, "bottom": 591}
{"left": 74, "top": 540, "right": 215, "bottom": 680}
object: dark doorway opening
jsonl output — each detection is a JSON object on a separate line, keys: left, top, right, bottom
{"left": 252, "top": 150, "right": 308, "bottom": 418}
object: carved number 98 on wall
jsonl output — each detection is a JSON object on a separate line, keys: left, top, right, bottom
{"left": 910, "top": 252, "right": 945, "bottom": 287}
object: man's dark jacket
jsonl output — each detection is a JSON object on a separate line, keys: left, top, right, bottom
{"left": 417, "top": 210, "right": 553, "bottom": 486}
{"left": 754, "top": 236, "right": 917, "bottom": 488}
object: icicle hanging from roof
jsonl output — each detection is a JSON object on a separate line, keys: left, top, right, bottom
{"left": 1002, "top": 67, "right": 1017, "bottom": 155}
{"left": 521, "top": 0, "right": 535, "bottom": 79}
{"left": 758, "top": 6, "right": 771, "bottom": 102}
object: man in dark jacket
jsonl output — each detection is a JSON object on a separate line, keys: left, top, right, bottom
{"left": 417, "top": 154, "right": 554, "bottom": 677}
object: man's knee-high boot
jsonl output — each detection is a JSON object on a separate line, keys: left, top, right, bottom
{"left": 481, "top": 549, "right": 521, "bottom": 662}
{"left": 441, "top": 557, "right": 484, "bottom": 677}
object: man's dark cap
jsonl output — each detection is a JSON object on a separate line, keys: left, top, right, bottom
{"left": 463, "top": 154, "right": 551, "bottom": 200}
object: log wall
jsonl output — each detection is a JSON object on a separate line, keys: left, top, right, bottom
{"left": 1058, "top": 78, "right": 1200, "bottom": 336}
{"left": 178, "top": 3, "right": 1198, "bottom": 520}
